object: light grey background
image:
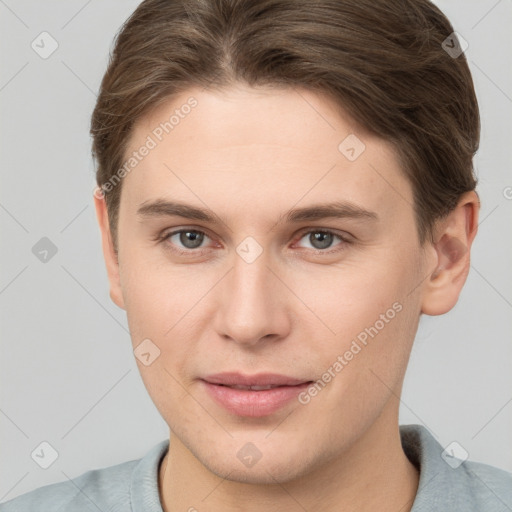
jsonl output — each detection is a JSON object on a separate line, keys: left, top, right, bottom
{"left": 1, "top": 0, "right": 511, "bottom": 502}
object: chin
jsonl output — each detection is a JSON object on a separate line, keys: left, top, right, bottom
{"left": 211, "top": 462, "right": 302, "bottom": 485}
{"left": 197, "top": 445, "right": 318, "bottom": 485}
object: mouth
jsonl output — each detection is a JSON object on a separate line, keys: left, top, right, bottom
{"left": 203, "top": 372, "right": 311, "bottom": 387}
{"left": 200, "top": 373, "right": 314, "bottom": 417}
{"left": 215, "top": 384, "right": 291, "bottom": 391}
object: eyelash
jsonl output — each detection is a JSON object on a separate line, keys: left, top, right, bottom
{"left": 155, "top": 227, "right": 352, "bottom": 257}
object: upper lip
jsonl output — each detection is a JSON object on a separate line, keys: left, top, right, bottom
{"left": 202, "top": 372, "right": 311, "bottom": 387}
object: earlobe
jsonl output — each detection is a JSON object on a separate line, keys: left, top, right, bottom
{"left": 93, "top": 188, "right": 126, "bottom": 310}
{"left": 421, "top": 191, "right": 479, "bottom": 316}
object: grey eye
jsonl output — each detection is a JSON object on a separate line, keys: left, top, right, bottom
{"left": 298, "top": 231, "right": 338, "bottom": 250}
{"left": 173, "top": 230, "right": 205, "bottom": 249}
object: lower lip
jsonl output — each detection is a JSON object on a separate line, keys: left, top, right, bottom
{"left": 201, "top": 380, "right": 312, "bottom": 417}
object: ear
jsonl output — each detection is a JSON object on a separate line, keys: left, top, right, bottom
{"left": 421, "top": 191, "right": 480, "bottom": 316}
{"left": 93, "top": 188, "right": 126, "bottom": 310}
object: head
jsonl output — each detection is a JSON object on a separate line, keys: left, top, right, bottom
{"left": 91, "top": 0, "right": 480, "bottom": 483}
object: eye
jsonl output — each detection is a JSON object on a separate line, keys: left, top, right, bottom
{"left": 161, "top": 229, "right": 212, "bottom": 253}
{"left": 294, "top": 229, "right": 349, "bottom": 252}
{"left": 156, "top": 227, "right": 351, "bottom": 257}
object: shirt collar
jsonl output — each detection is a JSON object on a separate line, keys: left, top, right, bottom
{"left": 130, "top": 439, "right": 168, "bottom": 512}
{"left": 401, "top": 424, "right": 481, "bottom": 511}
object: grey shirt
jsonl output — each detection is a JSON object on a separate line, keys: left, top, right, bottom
{"left": 1, "top": 424, "right": 511, "bottom": 511}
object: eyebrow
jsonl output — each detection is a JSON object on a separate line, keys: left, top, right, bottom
{"left": 136, "top": 199, "right": 378, "bottom": 226}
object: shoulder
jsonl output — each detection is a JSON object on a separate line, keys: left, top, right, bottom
{"left": 0, "top": 461, "right": 136, "bottom": 512}
{"left": 0, "top": 440, "right": 168, "bottom": 512}
{"left": 458, "top": 458, "right": 512, "bottom": 507}
{"left": 400, "top": 424, "right": 512, "bottom": 511}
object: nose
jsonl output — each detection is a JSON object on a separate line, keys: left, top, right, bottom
{"left": 213, "top": 248, "right": 291, "bottom": 347}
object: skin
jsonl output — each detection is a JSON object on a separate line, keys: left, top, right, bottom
{"left": 94, "top": 84, "right": 479, "bottom": 512}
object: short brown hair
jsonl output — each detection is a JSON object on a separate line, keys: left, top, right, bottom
{"left": 91, "top": 0, "right": 480, "bottom": 253}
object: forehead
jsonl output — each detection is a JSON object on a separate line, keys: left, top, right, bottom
{"left": 120, "top": 85, "right": 413, "bottom": 227}
{"left": 131, "top": 84, "right": 369, "bottom": 162}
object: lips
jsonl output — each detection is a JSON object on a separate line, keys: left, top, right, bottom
{"left": 222, "top": 384, "right": 282, "bottom": 391}
{"left": 201, "top": 372, "right": 313, "bottom": 417}
{"left": 203, "top": 372, "right": 309, "bottom": 387}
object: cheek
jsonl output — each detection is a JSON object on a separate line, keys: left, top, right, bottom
{"left": 305, "top": 260, "right": 411, "bottom": 341}
{"left": 118, "top": 251, "right": 210, "bottom": 398}
{"left": 121, "top": 266, "right": 196, "bottom": 418}
{"left": 118, "top": 245, "right": 197, "bottom": 341}
{"left": 306, "top": 245, "right": 423, "bottom": 386}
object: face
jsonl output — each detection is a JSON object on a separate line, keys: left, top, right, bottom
{"left": 99, "top": 84, "right": 435, "bottom": 483}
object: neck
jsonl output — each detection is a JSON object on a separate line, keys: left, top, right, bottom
{"left": 158, "top": 408, "right": 419, "bottom": 512}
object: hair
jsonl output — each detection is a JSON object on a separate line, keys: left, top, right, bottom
{"left": 91, "top": 0, "right": 480, "bottom": 254}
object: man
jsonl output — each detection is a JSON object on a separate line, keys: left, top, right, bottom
{"left": 1, "top": 0, "right": 510, "bottom": 510}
